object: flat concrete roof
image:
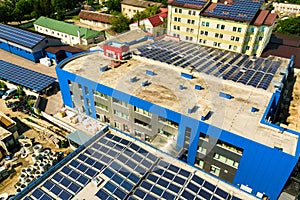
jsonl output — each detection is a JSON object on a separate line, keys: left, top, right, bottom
{"left": 19, "top": 127, "right": 258, "bottom": 200}
{"left": 61, "top": 39, "right": 298, "bottom": 156}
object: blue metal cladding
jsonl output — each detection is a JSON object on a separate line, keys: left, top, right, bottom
{"left": 56, "top": 62, "right": 300, "bottom": 200}
{"left": 0, "top": 41, "right": 42, "bottom": 62}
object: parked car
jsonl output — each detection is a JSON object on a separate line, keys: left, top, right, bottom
{"left": 2, "top": 88, "right": 17, "bottom": 100}
{"left": 0, "top": 89, "right": 7, "bottom": 98}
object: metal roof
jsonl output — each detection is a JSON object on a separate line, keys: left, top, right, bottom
{"left": 0, "top": 60, "right": 56, "bottom": 92}
{"left": 0, "top": 23, "right": 45, "bottom": 49}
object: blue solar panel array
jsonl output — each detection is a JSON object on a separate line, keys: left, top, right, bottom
{"left": 0, "top": 23, "right": 45, "bottom": 49}
{"left": 0, "top": 60, "right": 56, "bottom": 92}
{"left": 135, "top": 39, "right": 281, "bottom": 90}
{"left": 175, "top": 0, "right": 207, "bottom": 7}
{"left": 203, "top": 0, "right": 264, "bottom": 22}
{"left": 24, "top": 131, "right": 247, "bottom": 200}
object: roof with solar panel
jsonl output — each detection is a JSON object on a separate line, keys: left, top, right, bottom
{"left": 0, "top": 23, "right": 46, "bottom": 49}
{"left": 169, "top": 0, "right": 208, "bottom": 9}
{"left": 60, "top": 38, "right": 297, "bottom": 155}
{"left": 202, "top": 0, "right": 264, "bottom": 22}
{"left": 15, "top": 127, "right": 258, "bottom": 200}
{"left": 0, "top": 60, "right": 56, "bottom": 92}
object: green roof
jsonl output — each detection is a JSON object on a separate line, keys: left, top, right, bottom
{"left": 34, "top": 16, "right": 101, "bottom": 39}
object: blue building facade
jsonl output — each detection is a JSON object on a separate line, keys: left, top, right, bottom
{"left": 56, "top": 53, "right": 299, "bottom": 199}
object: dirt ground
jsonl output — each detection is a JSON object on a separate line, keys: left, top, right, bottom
{"left": 0, "top": 98, "right": 72, "bottom": 196}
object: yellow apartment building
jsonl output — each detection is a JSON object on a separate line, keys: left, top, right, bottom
{"left": 167, "top": 0, "right": 277, "bottom": 56}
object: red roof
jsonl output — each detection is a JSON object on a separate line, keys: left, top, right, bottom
{"left": 264, "top": 13, "right": 277, "bottom": 26}
{"left": 78, "top": 10, "right": 116, "bottom": 24}
{"left": 148, "top": 15, "right": 163, "bottom": 27}
{"left": 253, "top": 10, "right": 269, "bottom": 26}
{"left": 45, "top": 46, "right": 84, "bottom": 54}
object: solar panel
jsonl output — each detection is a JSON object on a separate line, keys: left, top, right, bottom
{"left": 114, "top": 188, "right": 127, "bottom": 200}
{"left": 0, "top": 24, "right": 45, "bottom": 48}
{"left": 168, "top": 183, "right": 181, "bottom": 193}
{"left": 95, "top": 189, "right": 114, "bottom": 200}
{"left": 203, "top": 181, "right": 216, "bottom": 192}
{"left": 187, "top": 182, "right": 200, "bottom": 193}
{"left": 199, "top": 189, "right": 212, "bottom": 200}
{"left": 31, "top": 188, "right": 54, "bottom": 200}
{"left": 182, "top": 190, "right": 194, "bottom": 200}
{"left": 0, "top": 60, "right": 56, "bottom": 92}
{"left": 134, "top": 189, "right": 146, "bottom": 198}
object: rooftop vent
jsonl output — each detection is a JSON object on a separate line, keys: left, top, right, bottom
{"left": 99, "top": 65, "right": 108, "bottom": 72}
{"left": 251, "top": 107, "right": 259, "bottom": 112}
{"left": 141, "top": 80, "right": 150, "bottom": 87}
{"left": 219, "top": 92, "right": 232, "bottom": 99}
{"left": 146, "top": 70, "right": 155, "bottom": 76}
{"left": 181, "top": 72, "right": 193, "bottom": 79}
{"left": 195, "top": 85, "right": 203, "bottom": 90}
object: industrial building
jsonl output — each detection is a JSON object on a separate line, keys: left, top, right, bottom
{"left": 167, "top": 0, "right": 277, "bottom": 56}
{"left": 54, "top": 36, "right": 299, "bottom": 199}
{"left": 34, "top": 16, "right": 105, "bottom": 46}
{"left": 121, "top": 0, "right": 163, "bottom": 19}
{"left": 0, "top": 23, "right": 61, "bottom": 62}
{"left": 13, "top": 126, "right": 257, "bottom": 200}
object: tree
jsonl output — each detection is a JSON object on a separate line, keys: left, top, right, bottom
{"left": 132, "top": 6, "right": 160, "bottom": 22}
{"left": 111, "top": 14, "right": 130, "bottom": 33}
{"left": 276, "top": 17, "right": 300, "bottom": 36}
{"left": 0, "top": 1, "right": 14, "bottom": 23}
{"left": 105, "top": 0, "right": 122, "bottom": 13}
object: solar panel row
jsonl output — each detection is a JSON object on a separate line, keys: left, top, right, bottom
{"left": 0, "top": 60, "right": 56, "bottom": 92}
{"left": 136, "top": 40, "right": 281, "bottom": 90}
{"left": 0, "top": 24, "right": 45, "bottom": 48}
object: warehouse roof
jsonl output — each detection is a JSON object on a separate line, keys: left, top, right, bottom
{"left": 0, "top": 23, "right": 45, "bottom": 49}
{"left": 14, "top": 127, "right": 258, "bottom": 200}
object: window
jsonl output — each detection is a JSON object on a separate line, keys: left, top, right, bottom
{"left": 206, "top": 22, "right": 209, "bottom": 27}
{"left": 84, "top": 86, "right": 89, "bottom": 95}
{"left": 258, "top": 36, "right": 263, "bottom": 41}
{"left": 173, "top": 25, "right": 180, "bottom": 30}
{"left": 261, "top": 27, "right": 265, "bottom": 32}
{"left": 174, "top": 17, "right": 177, "bottom": 21}
{"left": 114, "top": 109, "right": 129, "bottom": 120}
{"left": 133, "top": 10, "right": 136, "bottom": 13}
{"left": 201, "top": 31, "right": 208, "bottom": 36}
{"left": 187, "top": 19, "right": 191, "bottom": 24}
{"left": 215, "top": 33, "right": 223, "bottom": 38}
{"left": 175, "top": 8, "right": 178, "bottom": 13}
{"left": 233, "top": 27, "right": 237, "bottom": 32}
{"left": 191, "top": 20, "right": 195, "bottom": 24}
{"left": 229, "top": 45, "right": 232, "bottom": 50}
{"left": 158, "top": 116, "right": 178, "bottom": 128}
{"left": 179, "top": 9, "right": 182, "bottom": 13}
{"left": 95, "top": 102, "right": 108, "bottom": 111}
{"left": 213, "top": 153, "right": 239, "bottom": 168}
{"left": 235, "top": 37, "right": 239, "bottom": 42}
{"left": 201, "top": 21, "right": 205, "bottom": 26}
{"left": 238, "top": 27, "right": 242, "bottom": 32}
{"left": 213, "top": 42, "right": 221, "bottom": 47}
{"left": 186, "top": 28, "right": 190, "bottom": 32}
{"left": 217, "top": 24, "right": 225, "bottom": 29}
{"left": 250, "top": 27, "right": 255, "bottom": 33}
{"left": 210, "top": 165, "right": 220, "bottom": 176}
{"left": 231, "top": 36, "right": 235, "bottom": 41}
{"left": 193, "top": 11, "right": 196, "bottom": 15}
{"left": 114, "top": 121, "right": 121, "bottom": 129}
{"left": 246, "top": 46, "right": 250, "bottom": 50}
{"left": 134, "top": 106, "right": 152, "bottom": 117}
{"left": 134, "top": 118, "right": 151, "bottom": 129}
{"left": 112, "top": 98, "right": 128, "bottom": 107}
{"left": 94, "top": 91, "right": 108, "bottom": 99}
{"left": 233, "top": 46, "right": 237, "bottom": 50}
{"left": 188, "top": 10, "right": 192, "bottom": 15}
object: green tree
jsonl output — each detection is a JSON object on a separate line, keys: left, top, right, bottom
{"left": 105, "top": 0, "right": 122, "bottom": 13}
{"left": 111, "top": 14, "right": 130, "bottom": 33}
{"left": 276, "top": 17, "right": 300, "bottom": 36}
{"left": 132, "top": 6, "right": 160, "bottom": 22}
{"left": 0, "top": 1, "right": 14, "bottom": 23}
